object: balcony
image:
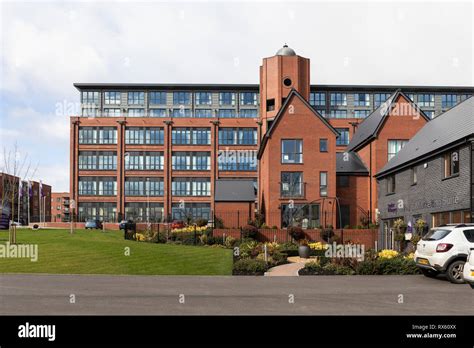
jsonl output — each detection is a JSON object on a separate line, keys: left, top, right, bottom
{"left": 280, "top": 182, "right": 306, "bottom": 199}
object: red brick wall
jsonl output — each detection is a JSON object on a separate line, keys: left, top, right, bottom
{"left": 214, "top": 201, "right": 255, "bottom": 228}
{"left": 336, "top": 175, "right": 369, "bottom": 227}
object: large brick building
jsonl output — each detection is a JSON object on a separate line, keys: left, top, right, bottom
{"left": 51, "top": 192, "right": 71, "bottom": 222}
{"left": 70, "top": 45, "right": 474, "bottom": 228}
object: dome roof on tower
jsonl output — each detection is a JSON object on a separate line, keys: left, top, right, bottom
{"left": 275, "top": 44, "right": 296, "bottom": 56}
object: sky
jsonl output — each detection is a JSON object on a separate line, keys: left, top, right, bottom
{"left": 0, "top": 0, "right": 472, "bottom": 192}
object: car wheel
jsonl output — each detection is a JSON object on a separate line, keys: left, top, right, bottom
{"left": 446, "top": 260, "right": 465, "bottom": 284}
{"left": 421, "top": 269, "right": 439, "bottom": 278}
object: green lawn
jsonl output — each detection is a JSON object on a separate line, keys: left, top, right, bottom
{"left": 0, "top": 229, "right": 232, "bottom": 275}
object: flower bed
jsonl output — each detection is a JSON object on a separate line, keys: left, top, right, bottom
{"left": 232, "top": 240, "right": 291, "bottom": 275}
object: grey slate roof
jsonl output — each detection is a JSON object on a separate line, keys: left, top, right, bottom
{"left": 376, "top": 96, "right": 474, "bottom": 178}
{"left": 346, "top": 90, "right": 430, "bottom": 152}
{"left": 336, "top": 152, "right": 369, "bottom": 174}
{"left": 214, "top": 179, "right": 256, "bottom": 202}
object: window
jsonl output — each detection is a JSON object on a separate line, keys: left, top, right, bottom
{"left": 281, "top": 172, "right": 303, "bottom": 197}
{"left": 173, "top": 92, "right": 191, "bottom": 105}
{"left": 125, "top": 203, "right": 164, "bottom": 222}
{"left": 78, "top": 177, "right": 117, "bottom": 196}
{"left": 374, "top": 93, "right": 391, "bottom": 107}
{"left": 239, "top": 109, "right": 258, "bottom": 118}
{"left": 125, "top": 127, "right": 164, "bottom": 145}
{"left": 354, "top": 93, "right": 370, "bottom": 106}
{"left": 309, "top": 92, "right": 325, "bottom": 106}
{"left": 171, "top": 108, "right": 192, "bottom": 117}
{"left": 81, "top": 91, "right": 99, "bottom": 105}
{"left": 219, "top": 92, "right": 235, "bottom": 106}
{"left": 124, "top": 177, "right": 164, "bottom": 196}
{"left": 218, "top": 128, "right": 257, "bottom": 145}
{"left": 171, "top": 178, "right": 210, "bottom": 196}
{"left": 128, "top": 108, "right": 145, "bottom": 117}
{"left": 406, "top": 93, "right": 415, "bottom": 102}
{"left": 387, "top": 175, "right": 395, "bottom": 194}
{"left": 218, "top": 151, "right": 257, "bottom": 171}
{"left": 444, "top": 150, "right": 460, "bottom": 178}
{"left": 149, "top": 92, "right": 167, "bottom": 105}
{"left": 441, "top": 94, "right": 457, "bottom": 108}
{"left": 335, "top": 128, "right": 350, "bottom": 146}
{"left": 319, "top": 139, "right": 328, "bottom": 152}
{"left": 195, "top": 92, "right": 212, "bottom": 105}
{"left": 172, "top": 152, "right": 210, "bottom": 171}
{"left": 79, "top": 127, "right": 117, "bottom": 144}
{"left": 266, "top": 99, "right": 275, "bottom": 111}
{"left": 330, "top": 93, "right": 347, "bottom": 106}
{"left": 423, "top": 110, "right": 435, "bottom": 119}
{"left": 337, "top": 175, "right": 349, "bottom": 188}
{"left": 127, "top": 92, "right": 144, "bottom": 105}
{"left": 463, "top": 230, "right": 474, "bottom": 243}
{"left": 104, "top": 91, "right": 121, "bottom": 105}
{"left": 320, "top": 172, "right": 328, "bottom": 196}
{"left": 387, "top": 140, "right": 408, "bottom": 161}
{"left": 354, "top": 110, "right": 370, "bottom": 118}
{"left": 240, "top": 92, "right": 257, "bottom": 105}
{"left": 82, "top": 108, "right": 97, "bottom": 117}
{"left": 412, "top": 166, "right": 418, "bottom": 185}
{"left": 103, "top": 108, "right": 121, "bottom": 117}
{"left": 149, "top": 109, "right": 167, "bottom": 117}
{"left": 281, "top": 203, "right": 320, "bottom": 228}
{"left": 78, "top": 152, "right": 117, "bottom": 170}
{"left": 281, "top": 140, "right": 303, "bottom": 163}
{"left": 217, "top": 109, "right": 236, "bottom": 118}
{"left": 317, "top": 109, "right": 326, "bottom": 117}
{"left": 329, "top": 110, "right": 347, "bottom": 118}
{"left": 195, "top": 109, "right": 213, "bottom": 118}
{"left": 125, "top": 152, "right": 164, "bottom": 170}
{"left": 77, "top": 202, "right": 116, "bottom": 222}
{"left": 171, "top": 203, "right": 211, "bottom": 221}
{"left": 417, "top": 94, "right": 434, "bottom": 107}
{"left": 172, "top": 128, "right": 210, "bottom": 145}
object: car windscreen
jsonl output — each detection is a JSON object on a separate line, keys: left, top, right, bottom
{"left": 422, "top": 229, "right": 452, "bottom": 241}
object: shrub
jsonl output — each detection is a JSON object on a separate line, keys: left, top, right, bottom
{"left": 288, "top": 226, "right": 305, "bottom": 241}
{"left": 206, "top": 236, "right": 224, "bottom": 246}
{"left": 278, "top": 242, "right": 299, "bottom": 257}
{"left": 239, "top": 240, "right": 260, "bottom": 258}
{"left": 270, "top": 251, "right": 288, "bottom": 266}
{"left": 299, "top": 261, "right": 354, "bottom": 275}
{"left": 356, "top": 257, "right": 420, "bottom": 275}
{"left": 241, "top": 225, "right": 258, "bottom": 239}
{"left": 195, "top": 218, "right": 208, "bottom": 227}
{"left": 378, "top": 249, "right": 399, "bottom": 259}
{"left": 233, "top": 259, "right": 268, "bottom": 275}
{"left": 224, "top": 236, "right": 237, "bottom": 248}
{"left": 320, "top": 228, "right": 334, "bottom": 242}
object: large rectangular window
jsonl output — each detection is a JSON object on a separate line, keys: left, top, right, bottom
{"left": 219, "top": 92, "right": 235, "bottom": 106}
{"left": 195, "top": 92, "right": 212, "bottom": 105}
{"left": 125, "top": 152, "right": 164, "bottom": 170}
{"left": 149, "top": 109, "right": 167, "bottom": 117}
{"left": 281, "top": 172, "right": 303, "bottom": 197}
{"left": 173, "top": 92, "right": 191, "bottom": 105}
{"left": 240, "top": 92, "right": 258, "bottom": 106}
{"left": 444, "top": 150, "right": 460, "bottom": 178}
{"left": 281, "top": 139, "right": 303, "bottom": 164}
{"left": 217, "top": 109, "right": 236, "bottom": 118}
{"left": 354, "top": 110, "right": 370, "bottom": 118}
{"left": 81, "top": 91, "right": 99, "bottom": 105}
{"left": 125, "top": 127, "right": 164, "bottom": 145}
{"left": 329, "top": 110, "right": 347, "bottom": 118}
{"left": 218, "top": 150, "right": 257, "bottom": 171}
{"left": 281, "top": 203, "right": 320, "bottom": 229}
{"left": 417, "top": 94, "right": 434, "bottom": 107}
{"left": 195, "top": 109, "right": 213, "bottom": 118}
{"left": 78, "top": 151, "right": 117, "bottom": 170}
{"left": 374, "top": 93, "right": 391, "bottom": 107}
{"left": 171, "top": 177, "right": 211, "bottom": 196}
{"left": 149, "top": 91, "right": 167, "bottom": 105}
{"left": 171, "top": 203, "right": 211, "bottom": 221}
{"left": 336, "top": 128, "right": 350, "bottom": 146}
{"left": 103, "top": 108, "right": 121, "bottom": 117}
{"left": 218, "top": 128, "right": 257, "bottom": 145}
{"left": 387, "top": 140, "right": 408, "bottom": 161}
{"left": 127, "top": 91, "right": 145, "bottom": 105}
{"left": 172, "top": 128, "right": 210, "bottom": 145}
{"left": 354, "top": 93, "right": 370, "bottom": 106}
{"left": 172, "top": 152, "right": 211, "bottom": 171}
{"left": 125, "top": 203, "right": 164, "bottom": 222}
{"left": 78, "top": 202, "right": 116, "bottom": 222}
{"left": 441, "top": 94, "right": 457, "bottom": 108}
{"left": 309, "top": 92, "right": 325, "bottom": 106}
{"left": 79, "top": 127, "right": 117, "bottom": 144}
{"left": 124, "top": 177, "right": 164, "bottom": 196}
{"left": 320, "top": 172, "right": 328, "bottom": 196}
{"left": 172, "top": 108, "right": 192, "bottom": 117}
{"left": 330, "top": 93, "right": 347, "bottom": 106}
{"left": 78, "top": 177, "right": 117, "bottom": 196}
{"left": 239, "top": 109, "right": 258, "bottom": 118}
{"left": 128, "top": 108, "right": 145, "bottom": 117}
{"left": 104, "top": 91, "right": 121, "bottom": 105}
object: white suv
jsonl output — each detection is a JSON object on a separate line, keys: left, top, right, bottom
{"left": 463, "top": 248, "right": 474, "bottom": 288}
{"left": 415, "top": 224, "right": 474, "bottom": 284}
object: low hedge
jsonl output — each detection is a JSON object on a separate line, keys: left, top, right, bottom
{"left": 232, "top": 259, "right": 268, "bottom": 275}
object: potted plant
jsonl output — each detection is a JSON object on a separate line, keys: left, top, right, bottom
{"left": 288, "top": 226, "right": 310, "bottom": 258}
{"left": 298, "top": 239, "right": 311, "bottom": 259}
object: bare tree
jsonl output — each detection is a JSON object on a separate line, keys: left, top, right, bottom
{"left": 0, "top": 143, "right": 38, "bottom": 244}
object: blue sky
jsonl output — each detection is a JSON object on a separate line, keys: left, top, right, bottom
{"left": 0, "top": 0, "right": 472, "bottom": 191}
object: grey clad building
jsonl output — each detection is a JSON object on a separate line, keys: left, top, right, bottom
{"left": 376, "top": 97, "right": 474, "bottom": 249}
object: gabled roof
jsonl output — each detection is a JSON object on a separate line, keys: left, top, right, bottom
{"left": 257, "top": 89, "right": 339, "bottom": 159}
{"left": 214, "top": 179, "right": 256, "bottom": 202}
{"left": 376, "top": 96, "right": 474, "bottom": 178}
{"left": 346, "top": 90, "right": 431, "bottom": 152}
{"left": 336, "top": 152, "right": 369, "bottom": 175}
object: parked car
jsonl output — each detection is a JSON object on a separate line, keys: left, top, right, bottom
{"left": 119, "top": 220, "right": 136, "bottom": 231}
{"left": 85, "top": 220, "right": 103, "bottom": 230}
{"left": 415, "top": 223, "right": 474, "bottom": 284}
{"left": 462, "top": 248, "right": 474, "bottom": 289}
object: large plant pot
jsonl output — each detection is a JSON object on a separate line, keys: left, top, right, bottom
{"left": 298, "top": 245, "right": 310, "bottom": 259}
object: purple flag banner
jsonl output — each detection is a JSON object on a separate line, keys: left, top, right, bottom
{"left": 28, "top": 181, "right": 33, "bottom": 197}
{"left": 19, "top": 181, "right": 23, "bottom": 197}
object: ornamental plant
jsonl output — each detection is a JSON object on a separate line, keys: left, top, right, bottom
{"left": 288, "top": 226, "right": 305, "bottom": 241}
{"left": 377, "top": 249, "right": 399, "bottom": 259}
{"left": 309, "top": 242, "right": 328, "bottom": 250}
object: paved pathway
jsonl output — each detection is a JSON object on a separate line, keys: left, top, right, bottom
{"left": 265, "top": 262, "right": 305, "bottom": 276}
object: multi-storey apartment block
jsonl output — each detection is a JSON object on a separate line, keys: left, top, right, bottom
{"left": 51, "top": 192, "right": 70, "bottom": 222}
{"left": 70, "top": 45, "right": 473, "bottom": 228}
